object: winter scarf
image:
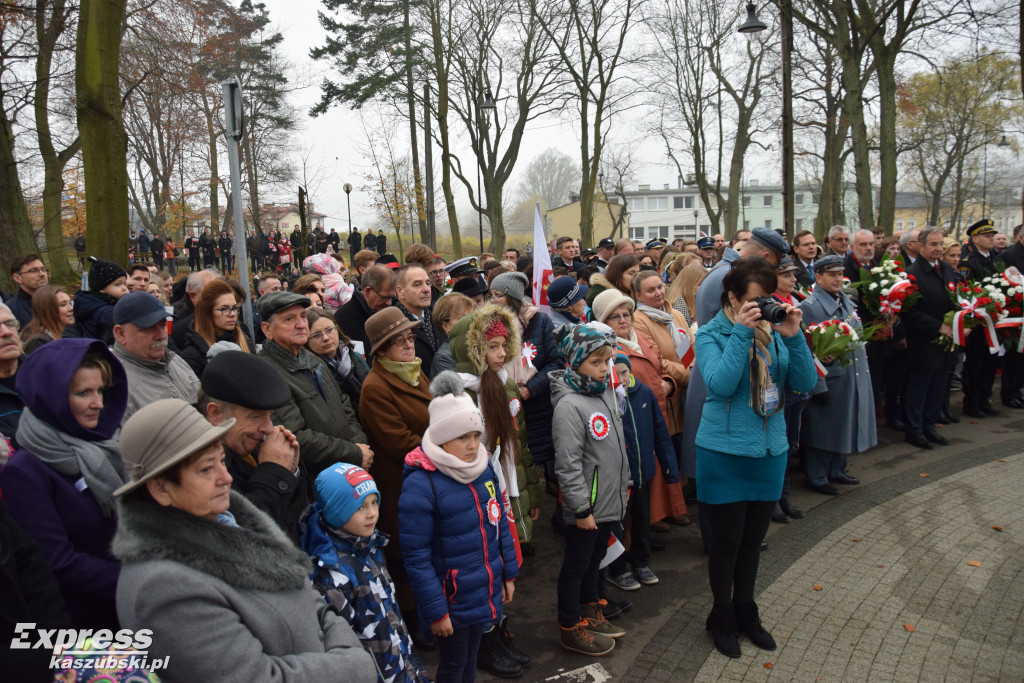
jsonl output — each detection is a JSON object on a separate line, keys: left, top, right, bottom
{"left": 16, "top": 407, "right": 126, "bottom": 517}
{"left": 723, "top": 305, "right": 780, "bottom": 417}
{"left": 415, "top": 437, "right": 488, "bottom": 485}
{"left": 636, "top": 302, "right": 685, "bottom": 353}
{"left": 378, "top": 356, "right": 423, "bottom": 386}
{"left": 113, "top": 491, "right": 311, "bottom": 593}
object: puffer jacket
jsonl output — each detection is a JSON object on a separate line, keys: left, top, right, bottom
{"left": 515, "top": 307, "right": 562, "bottom": 466}
{"left": 72, "top": 290, "right": 117, "bottom": 344}
{"left": 694, "top": 309, "right": 817, "bottom": 458}
{"left": 399, "top": 448, "right": 518, "bottom": 629}
{"left": 549, "top": 369, "right": 630, "bottom": 525}
{"left": 447, "top": 305, "right": 541, "bottom": 543}
{"left": 300, "top": 504, "right": 428, "bottom": 683}
{"left": 621, "top": 375, "right": 678, "bottom": 488}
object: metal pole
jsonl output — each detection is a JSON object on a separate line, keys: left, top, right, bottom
{"left": 477, "top": 110, "right": 483, "bottom": 254}
{"left": 222, "top": 77, "right": 254, "bottom": 339}
{"left": 344, "top": 183, "right": 352, "bottom": 232}
{"left": 982, "top": 125, "right": 988, "bottom": 217}
{"left": 781, "top": 0, "right": 794, "bottom": 239}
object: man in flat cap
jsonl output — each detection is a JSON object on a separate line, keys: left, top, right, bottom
{"left": 959, "top": 219, "right": 1002, "bottom": 418}
{"left": 799, "top": 255, "right": 876, "bottom": 495}
{"left": 258, "top": 291, "right": 373, "bottom": 475}
{"left": 199, "top": 350, "right": 310, "bottom": 542}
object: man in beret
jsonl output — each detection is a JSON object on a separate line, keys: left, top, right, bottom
{"left": 799, "top": 255, "right": 876, "bottom": 495}
{"left": 959, "top": 219, "right": 1002, "bottom": 418}
{"left": 258, "top": 291, "right": 373, "bottom": 475}
{"left": 199, "top": 350, "right": 310, "bottom": 542}
{"left": 111, "top": 292, "right": 199, "bottom": 423}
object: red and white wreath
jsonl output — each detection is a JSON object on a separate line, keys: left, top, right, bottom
{"left": 588, "top": 412, "right": 610, "bottom": 440}
{"left": 521, "top": 341, "right": 537, "bottom": 369}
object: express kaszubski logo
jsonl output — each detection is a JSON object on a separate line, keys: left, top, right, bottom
{"left": 10, "top": 623, "right": 169, "bottom": 672}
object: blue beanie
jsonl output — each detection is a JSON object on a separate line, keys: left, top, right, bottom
{"left": 315, "top": 463, "right": 381, "bottom": 529}
{"left": 614, "top": 352, "right": 631, "bottom": 369}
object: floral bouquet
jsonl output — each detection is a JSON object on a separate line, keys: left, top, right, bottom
{"left": 804, "top": 316, "right": 883, "bottom": 376}
{"left": 934, "top": 279, "right": 1005, "bottom": 352}
{"left": 852, "top": 254, "right": 920, "bottom": 318}
{"left": 986, "top": 267, "right": 1024, "bottom": 353}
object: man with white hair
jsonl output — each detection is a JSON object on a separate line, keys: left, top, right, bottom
{"left": 0, "top": 303, "right": 25, "bottom": 447}
{"left": 899, "top": 230, "right": 921, "bottom": 264}
{"left": 824, "top": 225, "right": 850, "bottom": 257}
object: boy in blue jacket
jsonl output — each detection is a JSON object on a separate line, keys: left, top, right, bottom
{"left": 607, "top": 353, "right": 679, "bottom": 591}
{"left": 301, "top": 463, "right": 429, "bottom": 683}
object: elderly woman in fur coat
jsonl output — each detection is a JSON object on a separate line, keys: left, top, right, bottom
{"left": 112, "top": 399, "right": 376, "bottom": 683}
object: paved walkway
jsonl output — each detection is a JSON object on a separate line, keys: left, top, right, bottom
{"left": 694, "top": 452, "right": 1024, "bottom": 682}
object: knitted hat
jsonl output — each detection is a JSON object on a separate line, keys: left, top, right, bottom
{"left": 489, "top": 271, "right": 531, "bottom": 304}
{"left": 484, "top": 319, "right": 509, "bottom": 341}
{"left": 315, "top": 463, "right": 381, "bottom": 530}
{"left": 591, "top": 288, "right": 635, "bottom": 324}
{"left": 425, "top": 372, "right": 484, "bottom": 445}
{"left": 614, "top": 352, "right": 631, "bottom": 369}
{"left": 554, "top": 322, "right": 616, "bottom": 370}
{"left": 87, "top": 256, "right": 127, "bottom": 293}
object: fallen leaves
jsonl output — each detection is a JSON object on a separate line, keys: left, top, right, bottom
{"left": 992, "top": 526, "right": 1004, "bottom": 531}
{"left": 903, "top": 623, "right": 916, "bottom": 632}
{"left": 764, "top": 662, "right": 774, "bottom": 670}
{"left": 970, "top": 420, "right": 980, "bottom": 425}
{"left": 967, "top": 560, "right": 982, "bottom": 567}
{"left": 877, "top": 564, "right": 887, "bottom": 568}
{"left": 813, "top": 584, "right": 822, "bottom": 591}
{"left": 919, "top": 473, "right": 930, "bottom": 477}
{"left": 997, "top": 459, "right": 1007, "bottom": 462}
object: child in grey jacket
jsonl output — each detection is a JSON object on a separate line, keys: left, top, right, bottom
{"left": 549, "top": 322, "right": 630, "bottom": 657}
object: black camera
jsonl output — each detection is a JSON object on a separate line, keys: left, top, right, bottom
{"left": 752, "top": 296, "right": 788, "bottom": 324}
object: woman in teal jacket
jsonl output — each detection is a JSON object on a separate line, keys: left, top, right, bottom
{"left": 693, "top": 257, "right": 816, "bottom": 660}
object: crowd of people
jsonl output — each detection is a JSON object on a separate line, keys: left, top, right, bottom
{"left": 1, "top": 217, "right": 1022, "bottom": 682}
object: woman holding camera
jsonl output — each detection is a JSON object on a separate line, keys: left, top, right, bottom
{"left": 693, "top": 257, "right": 816, "bottom": 659}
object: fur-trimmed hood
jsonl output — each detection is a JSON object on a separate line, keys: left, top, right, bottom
{"left": 113, "top": 490, "right": 312, "bottom": 593}
{"left": 448, "top": 303, "right": 520, "bottom": 375}
{"left": 588, "top": 272, "right": 613, "bottom": 290}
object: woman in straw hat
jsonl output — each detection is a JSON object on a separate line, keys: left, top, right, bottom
{"left": 111, "top": 398, "right": 376, "bottom": 682}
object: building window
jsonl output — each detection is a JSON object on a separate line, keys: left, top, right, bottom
{"left": 629, "top": 226, "right": 645, "bottom": 240}
{"left": 649, "top": 197, "right": 668, "bottom": 211}
{"left": 743, "top": 220, "right": 750, "bottom": 231}
{"left": 763, "top": 196, "right": 773, "bottom": 207}
{"left": 896, "top": 219, "right": 904, "bottom": 230}
{"left": 742, "top": 196, "right": 751, "bottom": 208}
{"left": 684, "top": 196, "right": 694, "bottom": 209}
{"left": 699, "top": 223, "right": 711, "bottom": 235}
{"left": 908, "top": 219, "right": 916, "bottom": 229}
{"left": 764, "top": 219, "right": 772, "bottom": 230}
{"left": 795, "top": 218, "right": 804, "bottom": 231}
{"left": 627, "top": 198, "right": 643, "bottom": 212}
{"left": 795, "top": 194, "right": 804, "bottom": 205}
{"left": 650, "top": 226, "right": 669, "bottom": 239}
{"left": 673, "top": 197, "right": 683, "bottom": 209}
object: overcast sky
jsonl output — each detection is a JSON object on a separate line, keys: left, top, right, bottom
{"left": 260, "top": 0, "right": 701, "bottom": 233}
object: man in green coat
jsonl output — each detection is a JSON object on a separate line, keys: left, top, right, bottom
{"left": 258, "top": 292, "right": 372, "bottom": 475}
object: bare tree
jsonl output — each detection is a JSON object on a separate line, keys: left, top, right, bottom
{"left": 530, "top": 0, "right": 644, "bottom": 248}
{"left": 515, "top": 146, "right": 579, "bottom": 210}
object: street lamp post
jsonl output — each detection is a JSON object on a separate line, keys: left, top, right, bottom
{"left": 739, "top": 2, "right": 794, "bottom": 240}
{"left": 694, "top": 210, "right": 699, "bottom": 238}
{"left": 343, "top": 183, "right": 352, "bottom": 232}
{"left": 477, "top": 89, "right": 497, "bottom": 254}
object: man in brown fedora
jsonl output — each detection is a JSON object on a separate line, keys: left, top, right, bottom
{"left": 257, "top": 291, "right": 372, "bottom": 476}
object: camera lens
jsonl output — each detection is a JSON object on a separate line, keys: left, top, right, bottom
{"left": 756, "top": 297, "right": 788, "bottom": 324}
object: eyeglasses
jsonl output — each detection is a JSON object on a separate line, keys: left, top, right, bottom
{"left": 213, "top": 305, "right": 243, "bottom": 317}
{"left": 607, "top": 312, "right": 632, "bottom": 322}
{"left": 308, "top": 325, "right": 340, "bottom": 342}
{"left": 490, "top": 291, "right": 507, "bottom": 300}
{"left": 0, "top": 318, "right": 20, "bottom": 332}
{"left": 17, "top": 267, "right": 48, "bottom": 276}
{"left": 389, "top": 332, "right": 416, "bottom": 347}
{"left": 429, "top": 269, "right": 446, "bottom": 277}
{"left": 370, "top": 287, "right": 393, "bottom": 303}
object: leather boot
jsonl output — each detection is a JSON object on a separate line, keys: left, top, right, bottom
{"left": 734, "top": 602, "right": 777, "bottom": 650}
{"left": 498, "top": 615, "right": 530, "bottom": 667}
{"left": 705, "top": 605, "right": 741, "bottom": 658}
{"left": 939, "top": 376, "right": 959, "bottom": 424}
{"left": 477, "top": 624, "right": 523, "bottom": 678}
{"left": 779, "top": 494, "right": 804, "bottom": 519}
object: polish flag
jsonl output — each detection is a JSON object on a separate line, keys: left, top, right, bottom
{"left": 677, "top": 327, "right": 695, "bottom": 367}
{"left": 532, "top": 203, "right": 553, "bottom": 310}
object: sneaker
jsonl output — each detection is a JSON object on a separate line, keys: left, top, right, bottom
{"left": 607, "top": 571, "right": 641, "bottom": 591}
{"left": 560, "top": 620, "right": 615, "bottom": 656}
{"left": 580, "top": 601, "right": 626, "bottom": 639}
{"left": 601, "top": 596, "right": 633, "bottom": 619}
{"left": 633, "top": 566, "right": 659, "bottom": 586}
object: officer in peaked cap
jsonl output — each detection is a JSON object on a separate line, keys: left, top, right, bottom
{"left": 959, "top": 218, "right": 1003, "bottom": 418}
{"left": 445, "top": 256, "right": 481, "bottom": 283}
{"left": 697, "top": 236, "right": 716, "bottom": 268}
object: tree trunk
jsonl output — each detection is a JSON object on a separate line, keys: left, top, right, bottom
{"left": 35, "top": 0, "right": 80, "bottom": 283}
{"left": 840, "top": 59, "right": 873, "bottom": 233}
{"left": 202, "top": 93, "right": 220, "bottom": 233}
{"left": 76, "top": 0, "right": 131, "bottom": 265}
{"left": 404, "top": 0, "right": 428, "bottom": 244}
{"left": 0, "top": 111, "right": 38, "bottom": 291}
{"left": 873, "top": 49, "right": 898, "bottom": 232}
